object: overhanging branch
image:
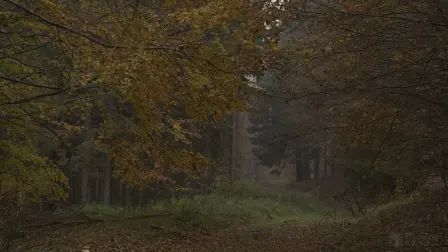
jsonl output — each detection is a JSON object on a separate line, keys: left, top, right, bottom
{"left": 4, "top": 0, "right": 178, "bottom": 51}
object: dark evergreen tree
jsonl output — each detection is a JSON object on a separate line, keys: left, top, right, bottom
{"left": 249, "top": 75, "right": 297, "bottom": 168}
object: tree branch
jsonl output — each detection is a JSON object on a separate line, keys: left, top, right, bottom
{"left": 0, "top": 73, "right": 62, "bottom": 90}
{"left": 4, "top": 0, "right": 177, "bottom": 51}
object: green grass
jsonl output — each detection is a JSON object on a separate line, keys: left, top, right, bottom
{"left": 79, "top": 181, "right": 329, "bottom": 230}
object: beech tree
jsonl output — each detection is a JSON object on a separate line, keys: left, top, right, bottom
{"left": 0, "top": 0, "right": 280, "bottom": 207}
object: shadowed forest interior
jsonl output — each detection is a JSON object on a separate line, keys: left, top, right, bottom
{"left": 0, "top": 0, "right": 447, "bottom": 251}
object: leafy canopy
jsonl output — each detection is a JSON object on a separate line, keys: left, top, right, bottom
{"left": 0, "top": 0, "right": 278, "bottom": 203}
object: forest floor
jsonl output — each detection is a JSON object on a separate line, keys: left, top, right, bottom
{"left": 7, "top": 189, "right": 448, "bottom": 252}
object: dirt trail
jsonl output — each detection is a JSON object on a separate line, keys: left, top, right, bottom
{"left": 8, "top": 191, "right": 448, "bottom": 252}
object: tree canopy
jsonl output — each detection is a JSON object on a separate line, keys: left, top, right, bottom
{"left": 259, "top": 0, "right": 448, "bottom": 197}
{"left": 0, "top": 0, "right": 280, "bottom": 205}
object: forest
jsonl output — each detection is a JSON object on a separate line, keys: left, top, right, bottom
{"left": 0, "top": 0, "right": 447, "bottom": 251}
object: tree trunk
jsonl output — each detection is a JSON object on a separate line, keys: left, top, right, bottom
{"left": 95, "top": 167, "right": 100, "bottom": 202}
{"left": 80, "top": 111, "right": 94, "bottom": 205}
{"left": 295, "top": 141, "right": 302, "bottom": 182}
{"left": 299, "top": 147, "right": 310, "bottom": 181}
{"left": 119, "top": 182, "right": 123, "bottom": 205}
{"left": 230, "top": 112, "right": 239, "bottom": 180}
{"left": 103, "top": 159, "right": 111, "bottom": 205}
{"left": 80, "top": 164, "right": 89, "bottom": 205}
{"left": 125, "top": 185, "right": 132, "bottom": 206}
{"left": 138, "top": 189, "right": 144, "bottom": 206}
{"left": 314, "top": 147, "right": 321, "bottom": 181}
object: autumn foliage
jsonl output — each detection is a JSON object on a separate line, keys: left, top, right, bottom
{"left": 0, "top": 0, "right": 279, "bottom": 207}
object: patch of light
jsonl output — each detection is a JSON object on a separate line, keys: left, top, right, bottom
{"left": 245, "top": 75, "right": 265, "bottom": 91}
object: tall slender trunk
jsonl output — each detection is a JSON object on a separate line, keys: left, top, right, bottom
{"left": 80, "top": 164, "right": 89, "bottom": 205}
{"left": 314, "top": 147, "right": 321, "bottom": 182}
{"left": 119, "top": 182, "right": 123, "bottom": 205}
{"left": 125, "top": 185, "right": 132, "bottom": 206}
{"left": 230, "top": 112, "right": 239, "bottom": 180}
{"left": 138, "top": 189, "right": 144, "bottom": 206}
{"left": 295, "top": 141, "right": 302, "bottom": 182}
{"left": 103, "top": 159, "right": 111, "bottom": 205}
{"left": 323, "top": 144, "right": 328, "bottom": 178}
{"left": 204, "top": 129, "right": 212, "bottom": 159}
{"left": 95, "top": 167, "right": 100, "bottom": 201}
{"left": 80, "top": 111, "right": 94, "bottom": 205}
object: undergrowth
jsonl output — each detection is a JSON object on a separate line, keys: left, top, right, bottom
{"left": 79, "top": 181, "right": 328, "bottom": 230}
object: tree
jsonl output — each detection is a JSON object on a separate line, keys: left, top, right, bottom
{"left": 249, "top": 94, "right": 295, "bottom": 168}
{"left": 271, "top": 0, "right": 448, "bottom": 197}
{"left": 0, "top": 0, "right": 280, "bottom": 207}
